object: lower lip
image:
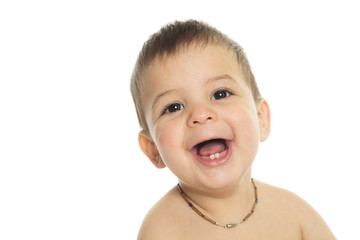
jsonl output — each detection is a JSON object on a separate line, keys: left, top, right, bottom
{"left": 191, "top": 141, "right": 232, "bottom": 168}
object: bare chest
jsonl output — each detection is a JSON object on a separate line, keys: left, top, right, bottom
{"left": 174, "top": 224, "right": 302, "bottom": 240}
{"left": 172, "top": 212, "right": 302, "bottom": 240}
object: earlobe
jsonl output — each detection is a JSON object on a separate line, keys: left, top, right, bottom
{"left": 138, "top": 131, "right": 166, "bottom": 169}
{"left": 257, "top": 99, "right": 271, "bottom": 142}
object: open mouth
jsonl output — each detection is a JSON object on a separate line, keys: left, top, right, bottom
{"left": 193, "top": 138, "right": 228, "bottom": 160}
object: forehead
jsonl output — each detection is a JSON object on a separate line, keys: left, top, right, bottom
{"left": 143, "top": 44, "right": 243, "bottom": 91}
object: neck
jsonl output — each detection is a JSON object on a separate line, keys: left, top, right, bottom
{"left": 178, "top": 171, "right": 256, "bottom": 224}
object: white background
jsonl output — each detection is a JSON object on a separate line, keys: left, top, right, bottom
{"left": 1, "top": 0, "right": 359, "bottom": 239}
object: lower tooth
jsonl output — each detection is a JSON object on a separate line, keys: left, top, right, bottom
{"left": 209, "top": 153, "right": 220, "bottom": 160}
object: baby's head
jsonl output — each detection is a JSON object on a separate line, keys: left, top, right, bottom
{"left": 130, "top": 20, "right": 270, "bottom": 187}
{"left": 131, "top": 20, "right": 261, "bottom": 134}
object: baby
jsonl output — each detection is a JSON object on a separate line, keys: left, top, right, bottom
{"left": 130, "top": 20, "right": 335, "bottom": 239}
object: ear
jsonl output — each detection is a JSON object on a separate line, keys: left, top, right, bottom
{"left": 138, "top": 130, "right": 166, "bottom": 169}
{"left": 257, "top": 98, "right": 271, "bottom": 142}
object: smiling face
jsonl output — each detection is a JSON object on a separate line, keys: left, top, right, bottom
{"left": 138, "top": 44, "right": 270, "bottom": 191}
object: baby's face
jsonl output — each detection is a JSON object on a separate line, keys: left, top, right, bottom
{"left": 140, "top": 44, "right": 269, "bottom": 190}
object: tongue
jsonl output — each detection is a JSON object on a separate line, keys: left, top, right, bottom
{"left": 197, "top": 140, "right": 226, "bottom": 157}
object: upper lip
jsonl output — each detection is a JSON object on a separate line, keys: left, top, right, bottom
{"left": 189, "top": 136, "right": 230, "bottom": 153}
{"left": 194, "top": 137, "right": 226, "bottom": 148}
{"left": 185, "top": 125, "right": 233, "bottom": 151}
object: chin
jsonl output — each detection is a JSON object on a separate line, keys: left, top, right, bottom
{"left": 198, "top": 164, "right": 251, "bottom": 191}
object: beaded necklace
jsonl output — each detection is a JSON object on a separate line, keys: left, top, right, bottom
{"left": 177, "top": 178, "right": 258, "bottom": 229}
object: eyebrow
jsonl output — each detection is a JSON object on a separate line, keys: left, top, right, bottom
{"left": 207, "top": 74, "right": 237, "bottom": 83}
{"left": 151, "top": 74, "right": 236, "bottom": 110}
{"left": 152, "top": 88, "right": 177, "bottom": 110}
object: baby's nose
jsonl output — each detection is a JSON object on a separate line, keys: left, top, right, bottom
{"left": 186, "top": 105, "right": 217, "bottom": 127}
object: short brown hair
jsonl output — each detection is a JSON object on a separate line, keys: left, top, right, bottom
{"left": 130, "top": 20, "right": 261, "bottom": 133}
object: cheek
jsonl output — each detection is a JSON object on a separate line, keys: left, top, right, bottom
{"left": 230, "top": 108, "right": 261, "bottom": 147}
{"left": 242, "top": 119, "right": 261, "bottom": 161}
{"left": 244, "top": 118, "right": 260, "bottom": 142}
{"left": 153, "top": 120, "right": 183, "bottom": 157}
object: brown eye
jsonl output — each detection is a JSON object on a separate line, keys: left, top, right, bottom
{"left": 162, "top": 103, "right": 184, "bottom": 115}
{"left": 211, "top": 90, "right": 232, "bottom": 100}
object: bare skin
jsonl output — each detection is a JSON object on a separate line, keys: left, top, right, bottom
{"left": 138, "top": 179, "right": 336, "bottom": 240}
{"left": 136, "top": 44, "right": 336, "bottom": 240}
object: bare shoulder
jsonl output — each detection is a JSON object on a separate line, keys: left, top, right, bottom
{"left": 137, "top": 186, "right": 186, "bottom": 240}
{"left": 257, "top": 180, "right": 336, "bottom": 240}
